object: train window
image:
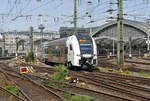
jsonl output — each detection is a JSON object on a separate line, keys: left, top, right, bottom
{"left": 70, "top": 44, "right": 72, "bottom": 51}
{"left": 59, "top": 49, "right": 61, "bottom": 56}
{"left": 57, "top": 49, "right": 60, "bottom": 57}
{"left": 52, "top": 48, "right": 55, "bottom": 56}
{"left": 56, "top": 50, "right": 58, "bottom": 56}
{"left": 65, "top": 47, "right": 68, "bottom": 54}
{"left": 45, "top": 48, "right": 48, "bottom": 54}
{"left": 55, "top": 48, "right": 60, "bottom": 57}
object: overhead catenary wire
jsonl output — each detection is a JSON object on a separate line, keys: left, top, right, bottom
{"left": 7, "top": 0, "right": 16, "bottom": 16}
{"left": 60, "top": 0, "right": 113, "bottom": 20}
{"left": 19, "top": 0, "right": 32, "bottom": 15}
{"left": 2, "top": 0, "right": 150, "bottom": 32}
{"left": 5, "top": 1, "right": 110, "bottom": 25}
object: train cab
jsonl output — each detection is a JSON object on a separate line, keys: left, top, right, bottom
{"left": 66, "top": 34, "right": 97, "bottom": 70}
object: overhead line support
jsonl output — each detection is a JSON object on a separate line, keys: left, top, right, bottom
{"left": 74, "top": 0, "right": 77, "bottom": 34}
{"left": 117, "top": 0, "right": 124, "bottom": 68}
{"left": 30, "top": 27, "right": 33, "bottom": 54}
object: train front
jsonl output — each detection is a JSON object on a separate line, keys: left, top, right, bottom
{"left": 76, "top": 34, "right": 97, "bottom": 70}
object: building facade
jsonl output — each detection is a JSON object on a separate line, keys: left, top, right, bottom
{"left": 2, "top": 31, "right": 60, "bottom": 56}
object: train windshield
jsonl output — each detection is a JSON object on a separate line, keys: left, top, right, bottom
{"left": 76, "top": 34, "right": 93, "bottom": 54}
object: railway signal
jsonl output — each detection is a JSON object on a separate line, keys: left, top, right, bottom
{"left": 20, "top": 67, "right": 28, "bottom": 74}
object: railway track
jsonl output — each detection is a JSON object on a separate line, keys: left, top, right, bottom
{"left": 0, "top": 63, "right": 67, "bottom": 101}
{"left": 70, "top": 70, "right": 150, "bottom": 101}
{"left": 19, "top": 63, "right": 132, "bottom": 101}
{"left": 0, "top": 63, "right": 75, "bottom": 101}
{"left": 124, "top": 59, "right": 150, "bottom": 72}
{"left": 86, "top": 72, "right": 150, "bottom": 96}
{"left": 14, "top": 62, "right": 150, "bottom": 100}
{"left": 25, "top": 62, "right": 150, "bottom": 86}
{"left": 0, "top": 56, "right": 15, "bottom": 60}
{"left": 43, "top": 79, "right": 130, "bottom": 101}
{"left": 98, "top": 56, "right": 150, "bottom": 73}
{"left": 125, "top": 60, "right": 150, "bottom": 65}
{"left": 0, "top": 68, "right": 29, "bottom": 101}
{"left": 141, "top": 58, "right": 150, "bottom": 61}
{"left": 95, "top": 71, "right": 150, "bottom": 85}
{"left": 0, "top": 86, "right": 25, "bottom": 101}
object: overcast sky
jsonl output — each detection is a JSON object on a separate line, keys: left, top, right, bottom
{"left": 0, "top": 0, "right": 150, "bottom": 32}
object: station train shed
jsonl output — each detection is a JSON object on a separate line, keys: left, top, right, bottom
{"left": 92, "top": 19, "right": 150, "bottom": 56}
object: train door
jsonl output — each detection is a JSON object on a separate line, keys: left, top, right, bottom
{"left": 68, "top": 44, "right": 74, "bottom": 65}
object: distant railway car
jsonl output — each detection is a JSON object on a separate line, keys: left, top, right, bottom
{"left": 37, "top": 34, "right": 97, "bottom": 70}
{"left": 37, "top": 42, "right": 49, "bottom": 62}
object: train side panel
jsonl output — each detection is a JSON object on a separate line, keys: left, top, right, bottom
{"left": 48, "top": 45, "right": 66, "bottom": 64}
{"left": 60, "top": 46, "right": 65, "bottom": 63}
{"left": 48, "top": 46, "right": 52, "bottom": 62}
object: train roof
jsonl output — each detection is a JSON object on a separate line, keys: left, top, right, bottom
{"left": 40, "top": 41, "right": 50, "bottom": 46}
{"left": 41, "top": 34, "right": 91, "bottom": 47}
{"left": 46, "top": 37, "right": 67, "bottom": 46}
